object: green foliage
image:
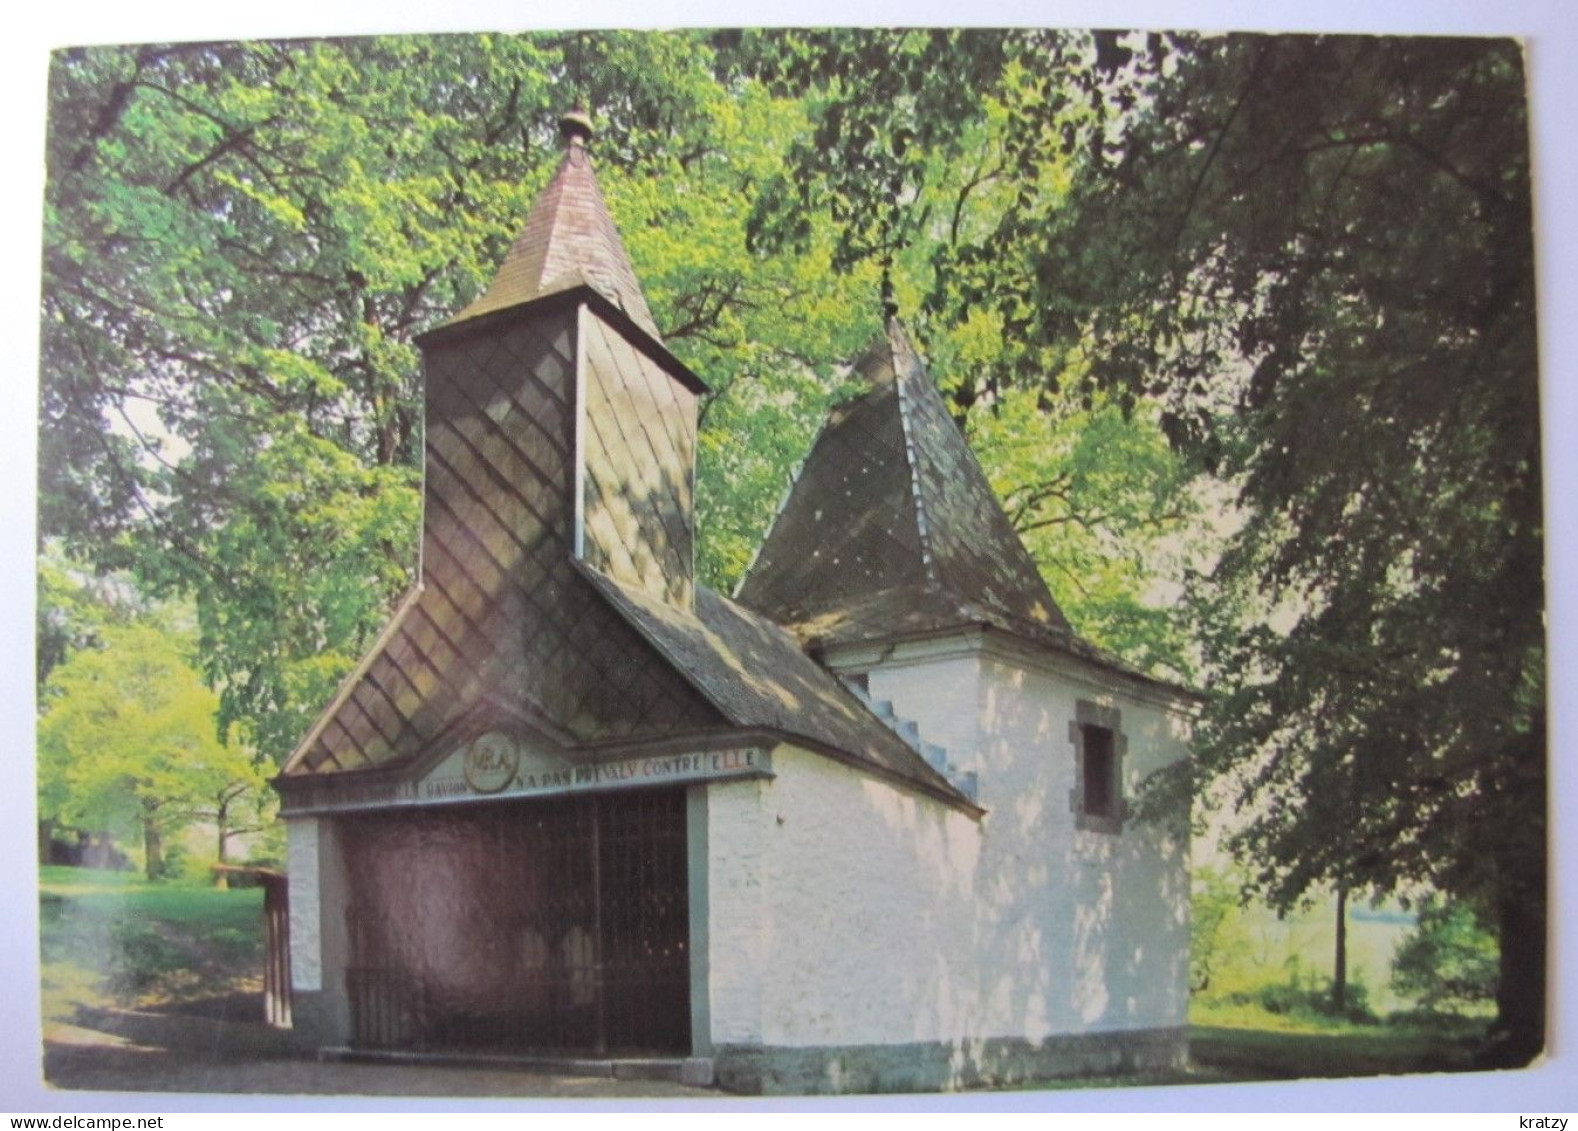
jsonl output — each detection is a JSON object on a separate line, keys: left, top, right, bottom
{"left": 1190, "top": 865, "right": 1250, "bottom": 996}
{"left": 1073, "top": 36, "right": 1541, "bottom": 916}
{"left": 1390, "top": 899, "right": 1499, "bottom": 1015}
{"left": 40, "top": 32, "right": 910, "bottom": 760}
{"left": 970, "top": 385, "right": 1199, "bottom": 678}
{"left": 1233, "top": 971, "right": 1377, "bottom": 1026}
{"left": 35, "top": 542, "right": 152, "bottom": 695}
{"left": 37, "top": 618, "right": 271, "bottom": 880}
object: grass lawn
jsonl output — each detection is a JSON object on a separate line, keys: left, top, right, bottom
{"left": 39, "top": 864, "right": 267, "bottom": 1025}
{"left": 1188, "top": 1021, "right": 1484, "bottom": 1080}
{"left": 1031, "top": 1015, "right": 1490, "bottom": 1092}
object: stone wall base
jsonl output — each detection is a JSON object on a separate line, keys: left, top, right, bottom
{"left": 712, "top": 1027, "right": 1187, "bottom": 1095}
{"left": 288, "top": 990, "right": 351, "bottom": 1051}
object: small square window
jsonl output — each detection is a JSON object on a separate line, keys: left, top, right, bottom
{"left": 1070, "top": 701, "right": 1126, "bottom": 834}
{"left": 1080, "top": 724, "right": 1116, "bottom": 818}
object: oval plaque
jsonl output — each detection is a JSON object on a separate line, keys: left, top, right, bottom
{"left": 462, "top": 731, "right": 521, "bottom": 793}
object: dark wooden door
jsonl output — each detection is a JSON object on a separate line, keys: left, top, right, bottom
{"left": 342, "top": 788, "right": 689, "bottom": 1056}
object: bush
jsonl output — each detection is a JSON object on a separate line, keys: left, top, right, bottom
{"left": 106, "top": 920, "right": 188, "bottom": 997}
{"left": 1243, "top": 976, "right": 1376, "bottom": 1025}
{"left": 1390, "top": 898, "right": 1498, "bottom": 1015}
{"left": 159, "top": 840, "right": 193, "bottom": 882}
{"left": 1191, "top": 865, "right": 1243, "bottom": 994}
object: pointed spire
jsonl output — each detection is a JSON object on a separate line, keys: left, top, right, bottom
{"left": 449, "top": 107, "right": 661, "bottom": 340}
{"left": 737, "top": 313, "right": 1072, "bottom": 644}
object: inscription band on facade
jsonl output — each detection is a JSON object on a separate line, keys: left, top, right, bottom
{"left": 280, "top": 746, "right": 772, "bottom": 817}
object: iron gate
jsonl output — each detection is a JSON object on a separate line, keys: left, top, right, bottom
{"left": 342, "top": 787, "right": 690, "bottom": 1056}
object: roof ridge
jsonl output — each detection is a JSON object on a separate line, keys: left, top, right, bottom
{"left": 887, "top": 319, "right": 940, "bottom": 587}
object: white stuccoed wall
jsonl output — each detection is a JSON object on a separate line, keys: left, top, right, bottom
{"left": 285, "top": 816, "right": 322, "bottom": 992}
{"left": 970, "top": 644, "right": 1192, "bottom": 1037}
{"left": 753, "top": 745, "right": 980, "bottom": 1045}
{"left": 706, "top": 634, "right": 1191, "bottom": 1049}
{"left": 706, "top": 776, "right": 769, "bottom": 1045}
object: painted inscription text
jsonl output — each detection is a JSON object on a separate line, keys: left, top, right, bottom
{"left": 282, "top": 746, "right": 769, "bottom": 816}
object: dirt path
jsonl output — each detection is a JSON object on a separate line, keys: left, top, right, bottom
{"left": 42, "top": 1015, "right": 718, "bottom": 1100}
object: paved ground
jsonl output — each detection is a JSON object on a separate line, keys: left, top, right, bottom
{"left": 41, "top": 1013, "right": 718, "bottom": 1101}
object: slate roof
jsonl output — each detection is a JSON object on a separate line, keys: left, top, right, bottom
{"left": 577, "top": 563, "right": 971, "bottom": 807}
{"left": 284, "top": 106, "right": 1191, "bottom": 808}
{"left": 736, "top": 318, "right": 1073, "bottom": 644}
{"left": 280, "top": 113, "right": 979, "bottom": 810}
{"left": 447, "top": 115, "right": 661, "bottom": 340}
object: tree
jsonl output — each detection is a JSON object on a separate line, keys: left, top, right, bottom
{"left": 1190, "top": 864, "right": 1251, "bottom": 996}
{"left": 1065, "top": 36, "right": 1542, "bottom": 1061}
{"left": 1070, "top": 36, "right": 1542, "bottom": 1059}
{"left": 1391, "top": 898, "right": 1499, "bottom": 1016}
{"left": 748, "top": 31, "right": 1543, "bottom": 1058}
{"left": 37, "top": 619, "right": 264, "bottom": 880}
{"left": 41, "top": 34, "right": 906, "bottom": 761}
{"left": 968, "top": 386, "right": 1199, "bottom": 678}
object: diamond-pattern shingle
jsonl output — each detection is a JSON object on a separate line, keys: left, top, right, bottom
{"left": 282, "top": 119, "right": 998, "bottom": 813}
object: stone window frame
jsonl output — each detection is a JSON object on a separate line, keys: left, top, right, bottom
{"left": 1068, "top": 699, "right": 1128, "bottom": 835}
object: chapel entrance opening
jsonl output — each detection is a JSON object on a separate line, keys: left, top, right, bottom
{"left": 340, "top": 787, "right": 690, "bottom": 1056}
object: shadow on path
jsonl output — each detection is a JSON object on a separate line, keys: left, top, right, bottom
{"left": 43, "top": 1004, "right": 712, "bottom": 1099}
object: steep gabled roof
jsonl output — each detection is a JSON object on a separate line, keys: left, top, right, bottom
{"left": 736, "top": 317, "right": 1072, "bottom": 645}
{"left": 578, "top": 563, "right": 975, "bottom": 809}
{"left": 447, "top": 112, "right": 661, "bottom": 340}
{"left": 279, "top": 112, "right": 982, "bottom": 812}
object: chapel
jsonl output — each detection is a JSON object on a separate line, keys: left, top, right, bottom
{"left": 276, "top": 109, "right": 1195, "bottom": 1094}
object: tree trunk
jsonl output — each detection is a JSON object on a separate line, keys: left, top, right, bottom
{"left": 1485, "top": 715, "right": 1547, "bottom": 1067}
{"left": 142, "top": 814, "right": 164, "bottom": 882}
{"left": 1333, "top": 884, "right": 1348, "bottom": 1013}
{"left": 215, "top": 797, "right": 230, "bottom": 889}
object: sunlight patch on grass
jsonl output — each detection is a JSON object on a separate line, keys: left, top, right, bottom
{"left": 38, "top": 865, "right": 267, "bottom": 1020}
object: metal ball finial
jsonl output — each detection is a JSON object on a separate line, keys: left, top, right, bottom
{"left": 559, "top": 108, "right": 595, "bottom": 148}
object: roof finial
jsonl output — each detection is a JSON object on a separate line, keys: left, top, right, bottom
{"left": 559, "top": 107, "right": 595, "bottom": 149}
{"left": 880, "top": 261, "right": 899, "bottom": 321}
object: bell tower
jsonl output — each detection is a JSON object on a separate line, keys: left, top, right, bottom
{"left": 283, "top": 110, "right": 719, "bottom": 777}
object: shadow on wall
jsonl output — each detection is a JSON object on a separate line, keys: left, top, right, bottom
{"left": 970, "top": 663, "right": 1188, "bottom": 1051}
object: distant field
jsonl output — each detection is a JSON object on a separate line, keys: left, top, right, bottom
{"left": 1206, "top": 893, "right": 1419, "bottom": 1013}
